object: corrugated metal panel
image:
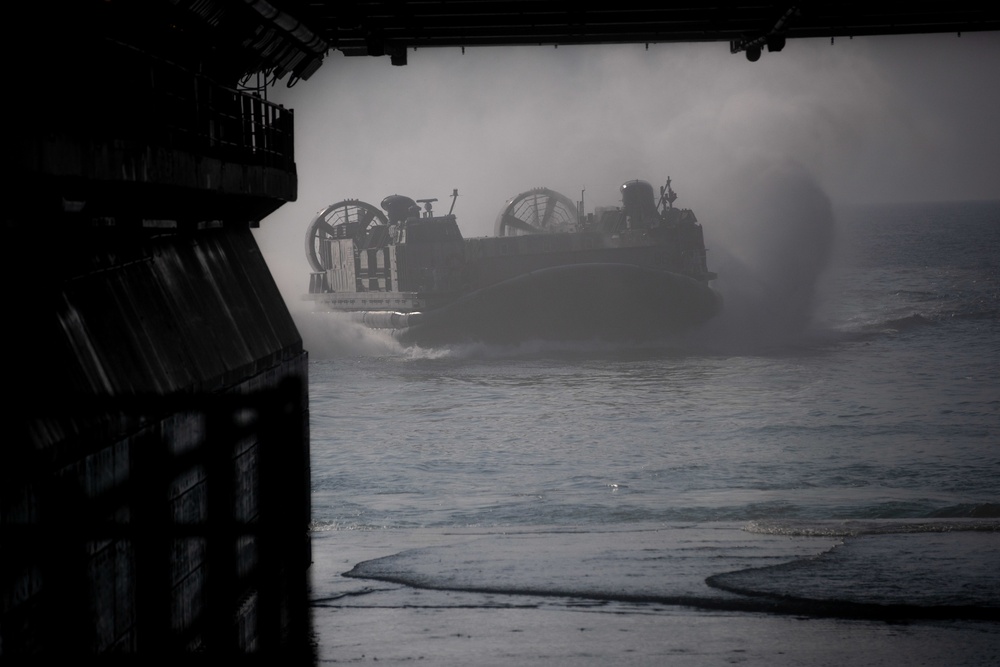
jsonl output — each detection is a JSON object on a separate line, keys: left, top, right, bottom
{"left": 327, "top": 238, "right": 357, "bottom": 292}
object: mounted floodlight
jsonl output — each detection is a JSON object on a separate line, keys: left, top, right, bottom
{"left": 389, "top": 46, "right": 407, "bottom": 66}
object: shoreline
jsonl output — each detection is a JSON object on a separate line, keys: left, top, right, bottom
{"left": 307, "top": 524, "right": 1000, "bottom": 665}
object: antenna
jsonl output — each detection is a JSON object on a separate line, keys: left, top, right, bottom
{"left": 658, "top": 177, "right": 678, "bottom": 211}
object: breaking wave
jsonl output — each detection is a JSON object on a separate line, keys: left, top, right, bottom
{"left": 341, "top": 520, "right": 999, "bottom": 622}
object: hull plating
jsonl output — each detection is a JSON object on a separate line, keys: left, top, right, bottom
{"left": 394, "top": 263, "right": 721, "bottom": 346}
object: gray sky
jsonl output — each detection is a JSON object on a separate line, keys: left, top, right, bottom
{"left": 256, "top": 32, "right": 999, "bottom": 305}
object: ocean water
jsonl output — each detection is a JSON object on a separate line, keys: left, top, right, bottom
{"left": 301, "top": 200, "right": 999, "bottom": 664}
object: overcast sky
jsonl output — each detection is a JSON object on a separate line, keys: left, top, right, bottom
{"left": 255, "top": 31, "right": 999, "bottom": 306}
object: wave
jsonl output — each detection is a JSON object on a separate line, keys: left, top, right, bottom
{"left": 861, "top": 308, "right": 997, "bottom": 332}
{"left": 340, "top": 521, "right": 999, "bottom": 622}
{"left": 395, "top": 333, "right": 700, "bottom": 363}
{"left": 709, "top": 525, "right": 1000, "bottom": 619}
{"left": 929, "top": 503, "right": 1000, "bottom": 518}
{"left": 872, "top": 312, "right": 936, "bottom": 332}
{"left": 745, "top": 516, "right": 1000, "bottom": 538}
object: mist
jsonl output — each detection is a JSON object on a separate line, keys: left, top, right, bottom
{"left": 254, "top": 32, "right": 1000, "bottom": 355}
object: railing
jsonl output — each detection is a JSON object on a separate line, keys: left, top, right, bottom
{"left": 33, "top": 37, "right": 296, "bottom": 172}
{"left": 142, "top": 47, "right": 295, "bottom": 171}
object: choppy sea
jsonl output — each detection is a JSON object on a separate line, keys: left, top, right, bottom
{"left": 298, "top": 199, "right": 999, "bottom": 664}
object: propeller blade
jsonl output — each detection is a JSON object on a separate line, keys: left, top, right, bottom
{"left": 358, "top": 206, "right": 377, "bottom": 227}
{"left": 540, "top": 195, "right": 558, "bottom": 227}
{"left": 502, "top": 213, "right": 543, "bottom": 234}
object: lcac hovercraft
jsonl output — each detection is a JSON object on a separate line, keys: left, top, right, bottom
{"left": 302, "top": 179, "right": 720, "bottom": 346}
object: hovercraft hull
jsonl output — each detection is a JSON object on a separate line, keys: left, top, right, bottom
{"left": 303, "top": 180, "right": 721, "bottom": 347}
{"left": 393, "top": 262, "right": 721, "bottom": 346}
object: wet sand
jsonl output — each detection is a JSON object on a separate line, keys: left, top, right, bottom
{"left": 307, "top": 527, "right": 1000, "bottom": 665}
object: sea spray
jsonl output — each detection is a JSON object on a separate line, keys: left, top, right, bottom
{"left": 696, "top": 159, "right": 836, "bottom": 351}
{"left": 294, "top": 306, "right": 405, "bottom": 359}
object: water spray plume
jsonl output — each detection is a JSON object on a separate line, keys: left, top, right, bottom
{"left": 697, "top": 159, "right": 836, "bottom": 352}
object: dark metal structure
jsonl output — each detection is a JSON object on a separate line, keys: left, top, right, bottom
{"left": 7, "top": 1, "right": 315, "bottom": 663}
{"left": 297, "top": 2, "right": 999, "bottom": 66}
{"left": 3, "top": 1, "right": 997, "bottom": 664}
